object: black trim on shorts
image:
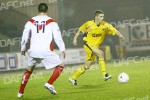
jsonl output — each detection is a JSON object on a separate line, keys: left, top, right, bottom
{"left": 84, "top": 43, "right": 93, "bottom": 51}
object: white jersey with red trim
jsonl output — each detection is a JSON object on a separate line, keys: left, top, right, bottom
{"left": 21, "top": 15, "right": 65, "bottom": 58}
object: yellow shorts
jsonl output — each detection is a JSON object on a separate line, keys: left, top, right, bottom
{"left": 83, "top": 44, "right": 98, "bottom": 62}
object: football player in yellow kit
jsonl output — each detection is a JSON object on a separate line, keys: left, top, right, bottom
{"left": 69, "top": 10, "right": 124, "bottom": 85}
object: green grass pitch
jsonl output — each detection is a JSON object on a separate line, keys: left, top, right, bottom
{"left": 0, "top": 61, "right": 150, "bottom": 100}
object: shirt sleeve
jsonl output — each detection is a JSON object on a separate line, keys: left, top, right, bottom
{"left": 21, "top": 22, "right": 31, "bottom": 51}
{"left": 106, "top": 23, "right": 117, "bottom": 35}
{"left": 51, "top": 22, "right": 65, "bottom": 52}
{"left": 79, "top": 21, "right": 88, "bottom": 33}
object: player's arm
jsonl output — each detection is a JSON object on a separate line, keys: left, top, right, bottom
{"left": 73, "top": 30, "right": 82, "bottom": 46}
{"left": 115, "top": 30, "right": 125, "bottom": 41}
{"left": 73, "top": 22, "right": 88, "bottom": 46}
{"left": 107, "top": 23, "right": 124, "bottom": 41}
{"left": 21, "top": 22, "right": 31, "bottom": 56}
{"left": 52, "top": 22, "right": 66, "bottom": 59}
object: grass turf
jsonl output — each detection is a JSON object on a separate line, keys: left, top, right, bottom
{"left": 0, "top": 61, "right": 150, "bottom": 100}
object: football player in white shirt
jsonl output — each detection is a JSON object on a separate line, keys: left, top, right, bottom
{"left": 17, "top": 3, "right": 65, "bottom": 97}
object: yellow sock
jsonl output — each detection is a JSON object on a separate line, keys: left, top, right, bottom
{"left": 99, "top": 58, "right": 106, "bottom": 76}
{"left": 71, "top": 66, "right": 85, "bottom": 80}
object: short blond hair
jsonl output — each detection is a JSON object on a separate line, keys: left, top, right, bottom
{"left": 94, "top": 10, "right": 104, "bottom": 17}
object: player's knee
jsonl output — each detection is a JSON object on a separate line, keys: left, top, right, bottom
{"left": 97, "top": 51, "right": 104, "bottom": 58}
{"left": 57, "top": 64, "right": 64, "bottom": 72}
{"left": 83, "top": 63, "right": 91, "bottom": 70}
{"left": 27, "top": 65, "right": 35, "bottom": 72}
{"left": 27, "top": 68, "right": 33, "bottom": 72}
{"left": 83, "top": 65, "right": 90, "bottom": 70}
{"left": 84, "top": 60, "right": 92, "bottom": 70}
{"left": 59, "top": 63, "right": 64, "bottom": 68}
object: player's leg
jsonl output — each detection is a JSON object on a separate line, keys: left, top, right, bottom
{"left": 47, "top": 64, "right": 64, "bottom": 85}
{"left": 17, "top": 65, "right": 35, "bottom": 97}
{"left": 92, "top": 48, "right": 112, "bottom": 81}
{"left": 69, "top": 60, "right": 93, "bottom": 85}
{"left": 69, "top": 45, "right": 94, "bottom": 85}
{"left": 17, "top": 57, "right": 39, "bottom": 97}
{"left": 43, "top": 55, "right": 64, "bottom": 95}
{"left": 45, "top": 64, "right": 64, "bottom": 95}
{"left": 93, "top": 48, "right": 106, "bottom": 76}
{"left": 71, "top": 60, "right": 92, "bottom": 79}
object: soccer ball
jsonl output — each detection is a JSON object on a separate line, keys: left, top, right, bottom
{"left": 118, "top": 72, "right": 129, "bottom": 83}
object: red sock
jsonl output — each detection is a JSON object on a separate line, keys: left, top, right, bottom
{"left": 47, "top": 66, "right": 64, "bottom": 85}
{"left": 19, "top": 70, "right": 32, "bottom": 94}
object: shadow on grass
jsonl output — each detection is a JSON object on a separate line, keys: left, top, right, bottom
{"left": 15, "top": 84, "right": 107, "bottom": 100}
{"left": 79, "top": 83, "right": 106, "bottom": 89}
{"left": 59, "top": 83, "right": 106, "bottom": 94}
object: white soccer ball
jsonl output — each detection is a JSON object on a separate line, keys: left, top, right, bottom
{"left": 118, "top": 72, "right": 129, "bottom": 83}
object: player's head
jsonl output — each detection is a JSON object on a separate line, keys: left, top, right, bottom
{"left": 94, "top": 10, "right": 104, "bottom": 22}
{"left": 38, "top": 3, "right": 48, "bottom": 13}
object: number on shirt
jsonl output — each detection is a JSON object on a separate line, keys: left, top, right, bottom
{"left": 35, "top": 21, "right": 46, "bottom": 33}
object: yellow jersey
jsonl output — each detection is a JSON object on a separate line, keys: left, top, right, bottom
{"left": 79, "top": 20, "right": 117, "bottom": 48}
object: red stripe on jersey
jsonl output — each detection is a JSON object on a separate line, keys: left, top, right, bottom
{"left": 46, "top": 19, "right": 54, "bottom": 25}
{"left": 29, "top": 19, "right": 35, "bottom": 25}
{"left": 39, "top": 25, "right": 42, "bottom": 30}
{"left": 50, "top": 42, "right": 53, "bottom": 51}
{"left": 29, "top": 18, "right": 54, "bottom": 26}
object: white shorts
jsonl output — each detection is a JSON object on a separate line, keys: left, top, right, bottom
{"left": 28, "top": 54, "right": 62, "bottom": 69}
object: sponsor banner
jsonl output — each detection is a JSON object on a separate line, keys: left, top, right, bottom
{"left": 0, "top": 49, "right": 86, "bottom": 71}
{"left": 7, "top": 53, "right": 17, "bottom": 69}
{"left": 0, "top": 48, "right": 114, "bottom": 71}
{"left": 0, "top": 54, "right": 7, "bottom": 69}
{"left": 119, "top": 23, "right": 150, "bottom": 51}
{"left": 16, "top": 53, "right": 28, "bottom": 69}
{"left": 55, "top": 48, "right": 86, "bottom": 65}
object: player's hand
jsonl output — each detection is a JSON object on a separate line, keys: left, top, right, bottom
{"left": 120, "top": 36, "right": 125, "bottom": 41}
{"left": 21, "top": 51, "right": 26, "bottom": 56}
{"left": 73, "top": 39, "right": 77, "bottom": 46}
{"left": 62, "top": 51, "right": 66, "bottom": 59}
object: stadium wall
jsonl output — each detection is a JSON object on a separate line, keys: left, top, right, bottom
{"left": 0, "top": 46, "right": 119, "bottom": 71}
{"left": 0, "top": 48, "right": 85, "bottom": 71}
